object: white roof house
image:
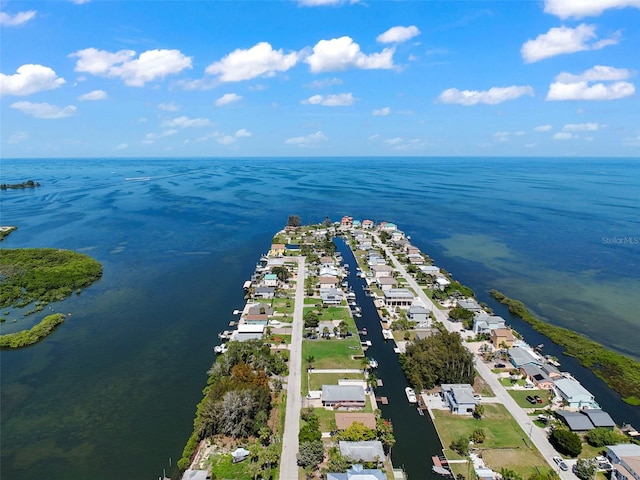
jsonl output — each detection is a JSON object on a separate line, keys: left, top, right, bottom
{"left": 554, "top": 377, "right": 599, "bottom": 409}
{"left": 606, "top": 444, "right": 640, "bottom": 480}
{"left": 473, "top": 313, "right": 506, "bottom": 334}
{"left": 339, "top": 441, "right": 385, "bottom": 463}
{"left": 441, "top": 383, "right": 478, "bottom": 415}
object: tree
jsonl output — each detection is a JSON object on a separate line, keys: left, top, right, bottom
{"left": 297, "top": 440, "right": 324, "bottom": 468}
{"left": 574, "top": 459, "right": 597, "bottom": 480}
{"left": 450, "top": 436, "right": 469, "bottom": 456}
{"left": 324, "top": 446, "right": 351, "bottom": 474}
{"left": 305, "top": 355, "right": 315, "bottom": 371}
{"left": 304, "top": 311, "right": 319, "bottom": 330}
{"left": 470, "top": 428, "right": 486, "bottom": 444}
{"left": 271, "top": 266, "right": 290, "bottom": 282}
{"left": 585, "top": 427, "right": 627, "bottom": 447}
{"left": 528, "top": 470, "right": 560, "bottom": 480}
{"left": 287, "top": 215, "right": 301, "bottom": 227}
{"left": 375, "top": 418, "right": 395, "bottom": 454}
{"left": 550, "top": 428, "right": 582, "bottom": 457}
{"left": 449, "top": 306, "right": 474, "bottom": 322}
{"left": 336, "top": 421, "right": 376, "bottom": 441}
{"left": 500, "top": 468, "right": 523, "bottom": 480}
{"left": 473, "top": 404, "right": 485, "bottom": 419}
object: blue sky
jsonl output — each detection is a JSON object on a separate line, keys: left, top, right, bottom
{"left": 1, "top": 0, "right": 639, "bottom": 157}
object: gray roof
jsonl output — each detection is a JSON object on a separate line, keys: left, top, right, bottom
{"left": 607, "top": 444, "right": 640, "bottom": 458}
{"left": 384, "top": 288, "right": 414, "bottom": 299}
{"left": 442, "top": 383, "right": 477, "bottom": 406}
{"left": 581, "top": 409, "right": 616, "bottom": 428}
{"left": 255, "top": 286, "right": 275, "bottom": 294}
{"left": 322, "top": 385, "right": 365, "bottom": 403}
{"left": 408, "top": 305, "right": 430, "bottom": 314}
{"left": 458, "top": 299, "right": 482, "bottom": 311}
{"left": 182, "top": 470, "right": 209, "bottom": 480}
{"left": 339, "top": 441, "right": 385, "bottom": 462}
{"left": 235, "top": 332, "right": 264, "bottom": 342}
{"left": 247, "top": 303, "right": 274, "bottom": 315}
{"left": 554, "top": 377, "right": 595, "bottom": 400}
{"left": 327, "top": 465, "right": 386, "bottom": 480}
{"left": 376, "top": 277, "right": 397, "bottom": 285}
{"left": 520, "top": 364, "right": 552, "bottom": 384}
{"left": 508, "top": 347, "right": 541, "bottom": 367}
{"left": 556, "top": 410, "right": 596, "bottom": 431}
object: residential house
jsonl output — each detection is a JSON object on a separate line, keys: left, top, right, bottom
{"left": 362, "top": 219, "right": 374, "bottom": 229}
{"left": 435, "top": 276, "right": 451, "bottom": 290}
{"left": 339, "top": 441, "right": 385, "bottom": 463}
{"left": 383, "top": 289, "right": 414, "bottom": 307}
{"left": 553, "top": 377, "right": 599, "bottom": 409}
{"left": 408, "top": 254, "right": 425, "bottom": 265}
{"left": 473, "top": 313, "right": 506, "bottom": 335}
{"left": 519, "top": 364, "right": 554, "bottom": 389}
{"left": 419, "top": 265, "right": 440, "bottom": 276}
{"left": 606, "top": 444, "right": 640, "bottom": 480}
{"left": 319, "top": 256, "right": 335, "bottom": 265}
{"left": 352, "top": 220, "right": 362, "bottom": 228}
{"left": 244, "top": 314, "right": 269, "bottom": 325}
{"left": 321, "top": 385, "right": 366, "bottom": 408}
{"left": 457, "top": 298, "right": 483, "bottom": 312}
{"left": 378, "top": 222, "right": 397, "bottom": 231}
{"left": 327, "top": 465, "right": 386, "bottom": 480}
{"left": 441, "top": 384, "right": 479, "bottom": 415}
{"left": 358, "top": 238, "right": 373, "bottom": 250}
{"left": 581, "top": 409, "right": 616, "bottom": 429}
{"left": 341, "top": 216, "right": 354, "bottom": 229}
{"left": 335, "top": 413, "right": 377, "bottom": 430}
{"left": 391, "top": 231, "right": 404, "bottom": 242}
{"left": 319, "top": 265, "right": 340, "bottom": 277}
{"left": 407, "top": 304, "right": 430, "bottom": 323}
{"left": 371, "top": 264, "right": 393, "bottom": 278}
{"left": 376, "top": 276, "right": 397, "bottom": 291}
{"left": 254, "top": 286, "right": 275, "bottom": 299}
{"left": 320, "top": 288, "right": 343, "bottom": 306}
{"left": 263, "top": 273, "right": 278, "bottom": 287}
{"left": 556, "top": 410, "right": 596, "bottom": 432}
{"left": 247, "top": 303, "right": 274, "bottom": 316}
{"left": 269, "top": 244, "right": 285, "bottom": 256}
{"left": 319, "top": 276, "right": 339, "bottom": 289}
{"left": 491, "top": 328, "right": 515, "bottom": 349}
{"left": 508, "top": 347, "right": 542, "bottom": 368}
{"left": 405, "top": 245, "right": 420, "bottom": 255}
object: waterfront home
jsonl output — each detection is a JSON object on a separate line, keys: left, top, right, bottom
{"left": 247, "top": 303, "right": 274, "bottom": 316}
{"left": 606, "top": 444, "right": 640, "bottom": 480}
{"left": 419, "top": 265, "right": 441, "bottom": 276}
{"left": 405, "top": 245, "right": 420, "bottom": 255}
{"left": 263, "top": 273, "right": 278, "bottom": 287}
{"left": 407, "top": 304, "right": 430, "bottom": 323}
{"left": 321, "top": 385, "right": 366, "bottom": 408}
{"left": 320, "top": 256, "right": 335, "bottom": 265}
{"left": 367, "top": 255, "right": 386, "bottom": 267}
{"left": 319, "top": 265, "right": 341, "bottom": 277}
{"left": 244, "top": 314, "right": 269, "bottom": 325}
{"left": 435, "top": 276, "right": 451, "bottom": 290}
{"left": 358, "top": 238, "right": 373, "bottom": 250}
{"left": 320, "top": 288, "right": 343, "bottom": 306}
{"left": 553, "top": 377, "right": 599, "bottom": 409}
{"left": 327, "top": 464, "right": 386, "bottom": 480}
{"left": 519, "top": 363, "right": 554, "bottom": 389}
{"left": 319, "top": 276, "right": 339, "bottom": 289}
{"left": 353, "top": 220, "right": 361, "bottom": 228}
{"left": 508, "top": 347, "right": 542, "bottom": 368}
{"left": 362, "top": 220, "right": 374, "bottom": 229}
{"left": 491, "top": 328, "right": 515, "bottom": 349}
{"left": 335, "top": 412, "right": 377, "bottom": 430}
{"left": 339, "top": 441, "right": 385, "bottom": 463}
{"left": 269, "top": 244, "right": 285, "bottom": 256}
{"left": 254, "top": 286, "right": 275, "bottom": 299}
{"left": 341, "top": 216, "right": 354, "bottom": 229}
{"left": 376, "top": 276, "right": 397, "bottom": 291}
{"left": 371, "top": 264, "right": 393, "bottom": 278}
{"left": 581, "top": 409, "right": 616, "bottom": 429}
{"left": 383, "top": 289, "right": 414, "bottom": 308}
{"left": 266, "top": 258, "right": 285, "bottom": 269}
{"left": 182, "top": 469, "right": 210, "bottom": 480}
{"left": 458, "top": 298, "right": 483, "bottom": 312}
{"left": 408, "top": 254, "right": 425, "bottom": 265}
{"left": 556, "top": 410, "right": 596, "bottom": 432}
{"left": 441, "top": 383, "right": 478, "bottom": 415}
{"left": 473, "top": 312, "right": 506, "bottom": 335}
{"left": 391, "top": 231, "right": 404, "bottom": 242}
{"left": 378, "top": 222, "right": 397, "bottom": 231}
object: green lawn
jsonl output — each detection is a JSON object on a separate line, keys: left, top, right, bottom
{"left": 500, "top": 378, "right": 527, "bottom": 387}
{"left": 267, "top": 334, "right": 291, "bottom": 345}
{"left": 302, "top": 337, "right": 363, "bottom": 369}
{"left": 210, "top": 454, "right": 253, "bottom": 480}
{"left": 508, "top": 389, "right": 551, "bottom": 408}
{"left": 308, "top": 372, "right": 364, "bottom": 390}
{"left": 271, "top": 298, "right": 294, "bottom": 314}
{"left": 433, "top": 404, "right": 547, "bottom": 478}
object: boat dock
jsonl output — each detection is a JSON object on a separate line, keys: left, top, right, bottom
{"left": 376, "top": 396, "right": 389, "bottom": 405}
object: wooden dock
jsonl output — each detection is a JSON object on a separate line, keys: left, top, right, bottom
{"left": 377, "top": 379, "right": 383, "bottom": 387}
{"left": 376, "top": 396, "right": 389, "bottom": 405}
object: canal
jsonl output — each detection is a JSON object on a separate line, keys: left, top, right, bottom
{"left": 335, "top": 237, "right": 443, "bottom": 480}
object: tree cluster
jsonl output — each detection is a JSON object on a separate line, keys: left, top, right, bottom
{"left": 400, "top": 330, "right": 475, "bottom": 390}
{"left": 585, "top": 427, "right": 628, "bottom": 447}
{"left": 550, "top": 428, "right": 582, "bottom": 457}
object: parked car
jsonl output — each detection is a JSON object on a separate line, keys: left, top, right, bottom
{"left": 495, "top": 363, "right": 506, "bottom": 368}
{"left": 553, "top": 456, "right": 569, "bottom": 471}
{"left": 526, "top": 395, "right": 537, "bottom": 404}
{"left": 534, "top": 395, "right": 543, "bottom": 403}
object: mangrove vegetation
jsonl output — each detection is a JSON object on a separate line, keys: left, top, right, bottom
{"left": 0, "top": 313, "right": 66, "bottom": 349}
{"left": 490, "top": 289, "right": 640, "bottom": 405}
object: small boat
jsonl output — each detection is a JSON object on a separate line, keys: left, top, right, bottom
{"left": 361, "top": 328, "right": 367, "bottom": 335}
{"left": 214, "top": 344, "right": 227, "bottom": 354}
{"left": 405, "top": 387, "right": 417, "bottom": 403}
{"left": 417, "top": 408, "right": 424, "bottom": 416}
{"left": 369, "top": 358, "right": 378, "bottom": 369}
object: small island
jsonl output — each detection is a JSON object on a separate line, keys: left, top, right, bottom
{"left": 0, "top": 179, "right": 41, "bottom": 190}
{"left": 0, "top": 248, "right": 103, "bottom": 348}
{"left": 0, "top": 226, "right": 18, "bottom": 241}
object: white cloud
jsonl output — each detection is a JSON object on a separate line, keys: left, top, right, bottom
{"left": 11, "top": 101, "right": 76, "bottom": 119}
{"left": 158, "top": 102, "right": 180, "bottom": 111}
{"left": 71, "top": 0, "right": 91, "bottom": 4}
{"left": 115, "top": 143, "right": 128, "bottom": 150}
{"left": 372, "top": 107, "right": 391, "bottom": 116}
{"left": 563, "top": 122, "right": 602, "bottom": 131}
{"left": 547, "top": 66, "right": 635, "bottom": 100}
{"left": 297, "top": 0, "right": 359, "bottom": 6}
{"left": 544, "top": 0, "right": 640, "bottom": 19}
{"left": 438, "top": 85, "right": 534, "bottom": 105}
{"left": 305, "top": 77, "right": 343, "bottom": 88}
{"left": 206, "top": 42, "right": 299, "bottom": 82}
{"left": 383, "top": 137, "right": 427, "bottom": 151}
{"left": 78, "top": 89, "right": 107, "bottom": 101}
{"left": 521, "top": 24, "right": 618, "bottom": 63}
{"left": 161, "top": 116, "right": 210, "bottom": 128}
{"left": 553, "top": 132, "right": 575, "bottom": 140}
{"left": 284, "top": 131, "right": 328, "bottom": 147}
{"left": 0, "top": 10, "right": 36, "bottom": 26}
{"left": 302, "top": 93, "right": 354, "bottom": 106}
{"left": 216, "top": 135, "right": 236, "bottom": 145}
{"left": 385, "top": 137, "right": 404, "bottom": 146}
{"left": 0, "top": 64, "right": 65, "bottom": 96}
{"left": 142, "top": 129, "right": 178, "bottom": 144}
{"left": 7, "top": 131, "right": 29, "bottom": 144}
{"left": 215, "top": 93, "right": 243, "bottom": 106}
{"left": 555, "top": 65, "right": 632, "bottom": 83}
{"left": 377, "top": 26, "right": 420, "bottom": 44}
{"left": 305, "top": 36, "right": 395, "bottom": 73}
{"left": 235, "top": 129, "right": 251, "bottom": 138}
{"left": 71, "top": 48, "right": 192, "bottom": 86}
{"left": 493, "top": 131, "right": 511, "bottom": 142}
{"left": 534, "top": 125, "right": 553, "bottom": 132}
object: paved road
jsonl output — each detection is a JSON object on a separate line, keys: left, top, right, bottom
{"left": 279, "top": 256, "right": 306, "bottom": 480}
{"left": 374, "top": 235, "right": 575, "bottom": 480}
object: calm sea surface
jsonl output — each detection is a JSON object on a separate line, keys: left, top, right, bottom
{"left": 1, "top": 157, "right": 639, "bottom": 479}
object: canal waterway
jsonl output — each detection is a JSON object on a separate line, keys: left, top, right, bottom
{"left": 335, "top": 237, "right": 443, "bottom": 480}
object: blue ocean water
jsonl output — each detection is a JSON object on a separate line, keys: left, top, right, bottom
{"left": 1, "top": 157, "right": 638, "bottom": 479}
